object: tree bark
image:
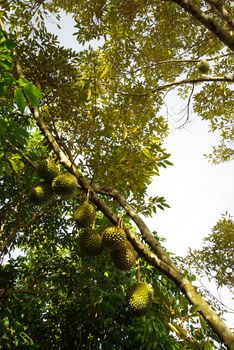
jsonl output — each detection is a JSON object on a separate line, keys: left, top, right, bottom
{"left": 166, "top": 0, "right": 234, "bottom": 51}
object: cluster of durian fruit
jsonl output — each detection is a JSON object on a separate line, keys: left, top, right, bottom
{"left": 29, "top": 159, "right": 154, "bottom": 316}
{"left": 73, "top": 201, "right": 154, "bottom": 316}
{"left": 74, "top": 202, "right": 137, "bottom": 271}
{"left": 29, "top": 159, "right": 79, "bottom": 205}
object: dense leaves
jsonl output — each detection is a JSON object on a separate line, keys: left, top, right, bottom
{"left": 46, "top": 0, "right": 234, "bottom": 163}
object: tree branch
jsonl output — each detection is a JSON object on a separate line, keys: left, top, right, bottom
{"left": 94, "top": 185, "right": 177, "bottom": 267}
{"left": 132, "top": 53, "right": 233, "bottom": 73}
{"left": 0, "top": 288, "right": 37, "bottom": 298}
{"left": 5, "top": 140, "right": 36, "bottom": 169}
{"left": 205, "top": 0, "right": 234, "bottom": 31}
{"left": 0, "top": 211, "right": 50, "bottom": 254}
{"left": 165, "top": 0, "right": 234, "bottom": 51}
{"left": 122, "top": 75, "right": 234, "bottom": 96}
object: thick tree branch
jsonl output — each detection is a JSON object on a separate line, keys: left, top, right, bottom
{"left": 165, "top": 0, "right": 234, "bottom": 51}
{"left": 94, "top": 186, "right": 178, "bottom": 267}
{"left": 205, "top": 0, "right": 234, "bottom": 31}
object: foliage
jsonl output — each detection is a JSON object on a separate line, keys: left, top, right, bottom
{"left": 186, "top": 213, "right": 234, "bottom": 291}
{"left": 0, "top": 1, "right": 233, "bottom": 350}
{"left": 46, "top": 0, "right": 234, "bottom": 163}
{"left": 0, "top": 231, "right": 223, "bottom": 350}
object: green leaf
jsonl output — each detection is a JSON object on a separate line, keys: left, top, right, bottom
{"left": 8, "top": 158, "right": 19, "bottom": 173}
{"left": 18, "top": 77, "right": 31, "bottom": 87}
{"left": 2, "top": 316, "right": 10, "bottom": 328}
{"left": 0, "top": 60, "right": 12, "bottom": 70}
{"left": 100, "top": 65, "right": 109, "bottom": 79}
{"left": 150, "top": 136, "right": 161, "bottom": 143}
{"left": 190, "top": 304, "right": 199, "bottom": 314}
{"left": 23, "top": 83, "right": 42, "bottom": 107}
{"left": 0, "top": 53, "right": 12, "bottom": 61}
{"left": 14, "top": 87, "right": 26, "bottom": 113}
{"left": 141, "top": 148, "right": 152, "bottom": 158}
{"left": 0, "top": 82, "right": 8, "bottom": 96}
{"left": 199, "top": 315, "right": 207, "bottom": 332}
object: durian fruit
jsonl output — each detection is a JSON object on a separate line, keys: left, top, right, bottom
{"left": 126, "top": 282, "right": 153, "bottom": 316}
{"left": 79, "top": 228, "right": 103, "bottom": 256}
{"left": 197, "top": 59, "right": 210, "bottom": 74}
{"left": 74, "top": 203, "right": 96, "bottom": 227}
{"left": 52, "top": 173, "right": 78, "bottom": 197}
{"left": 29, "top": 183, "right": 52, "bottom": 205}
{"left": 111, "top": 241, "right": 137, "bottom": 271}
{"left": 102, "top": 226, "right": 126, "bottom": 250}
{"left": 37, "top": 159, "right": 59, "bottom": 182}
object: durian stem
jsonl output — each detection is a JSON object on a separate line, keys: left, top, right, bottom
{"left": 137, "top": 259, "right": 141, "bottom": 283}
{"left": 117, "top": 216, "right": 123, "bottom": 228}
{"left": 86, "top": 189, "right": 90, "bottom": 204}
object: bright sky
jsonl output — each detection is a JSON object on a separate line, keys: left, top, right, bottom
{"left": 45, "top": 12, "right": 234, "bottom": 325}
{"left": 147, "top": 116, "right": 234, "bottom": 257}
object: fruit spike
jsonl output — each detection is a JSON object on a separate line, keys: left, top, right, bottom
{"left": 111, "top": 241, "right": 137, "bottom": 271}
{"left": 37, "top": 159, "right": 59, "bottom": 182}
{"left": 102, "top": 226, "right": 126, "bottom": 250}
{"left": 52, "top": 173, "right": 78, "bottom": 197}
{"left": 126, "top": 282, "right": 153, "bottom": 316}
{"left": 197, "top": 59, "right": 210, "bottom": 74}
{"left": 79, "top": 229, "right": 103, "bottom": 256}
{"left": 29, "top": 183, "right": 52, "bottom": 205}
{"left": 74, "top": 203, "right": 96, "bottom": 227}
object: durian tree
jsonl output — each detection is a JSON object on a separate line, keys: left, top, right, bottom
{"left": 0, "top": 1, "right": 233, "bottom": 349}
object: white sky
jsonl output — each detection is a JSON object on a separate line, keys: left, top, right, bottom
{"left": 45, "top": 12, "right": 234, "bottom": 325}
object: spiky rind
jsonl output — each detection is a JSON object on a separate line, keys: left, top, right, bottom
{"left": 79, "top": 229, "right": 103, "bottom": 256}
{"left": 102, "top": 227, "right": 126, "bottom": 249}
{"left": 29, "top": 183, "right": 52, "bottom": 205}
{"left": 197, "top": 59, "right": 210, "bottom": 74}
{"left": 37, "top": 159, "right": 59, "bottom": 182}
{"left": 52, "top": 173, "right": 78, "bottom": 197}
{"left": 111, "top": 242, "right": 137, "bottom": 271}
{"left": 126, "top": 282, "right": 153, "bottom": 316}
{"left": 74, "top": 203, "right": 96, "bottom": 227}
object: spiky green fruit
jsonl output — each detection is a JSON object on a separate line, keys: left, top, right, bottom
{"left": 37, "top": 159, "right": 59, "bottom": 182}
{"left": 197, "top": 59, "right": 210, "bottom": 74}
{"left": 29, "top": 183, "right": 52, "bottom": 205}
{"left": 52, "top": 173, "right": 78, "bottom": 197}
{"left": 74, "top": 203, "right": 96, "bottom": 227}
{"left": 102, "top": 227, "right": 126, "bottom": 249}
{"left": 111, "top": 242, "right": 137, "bottom": 271}
{"left": 126, "top": 282, "right": 153, "bottom": 316}
{"left": 79, "top": 229, "right": 103, "bottom": 256}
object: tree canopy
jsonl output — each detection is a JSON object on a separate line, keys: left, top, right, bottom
{"left": 0, "top": 1, "right": 233, "bottom": 349}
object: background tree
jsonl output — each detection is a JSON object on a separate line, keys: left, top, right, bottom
{"left": 186, "top": 213, "right": 234, "bottom": 292}
{"left": 0, "top": 1, "right": 233, "bottom": 349}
